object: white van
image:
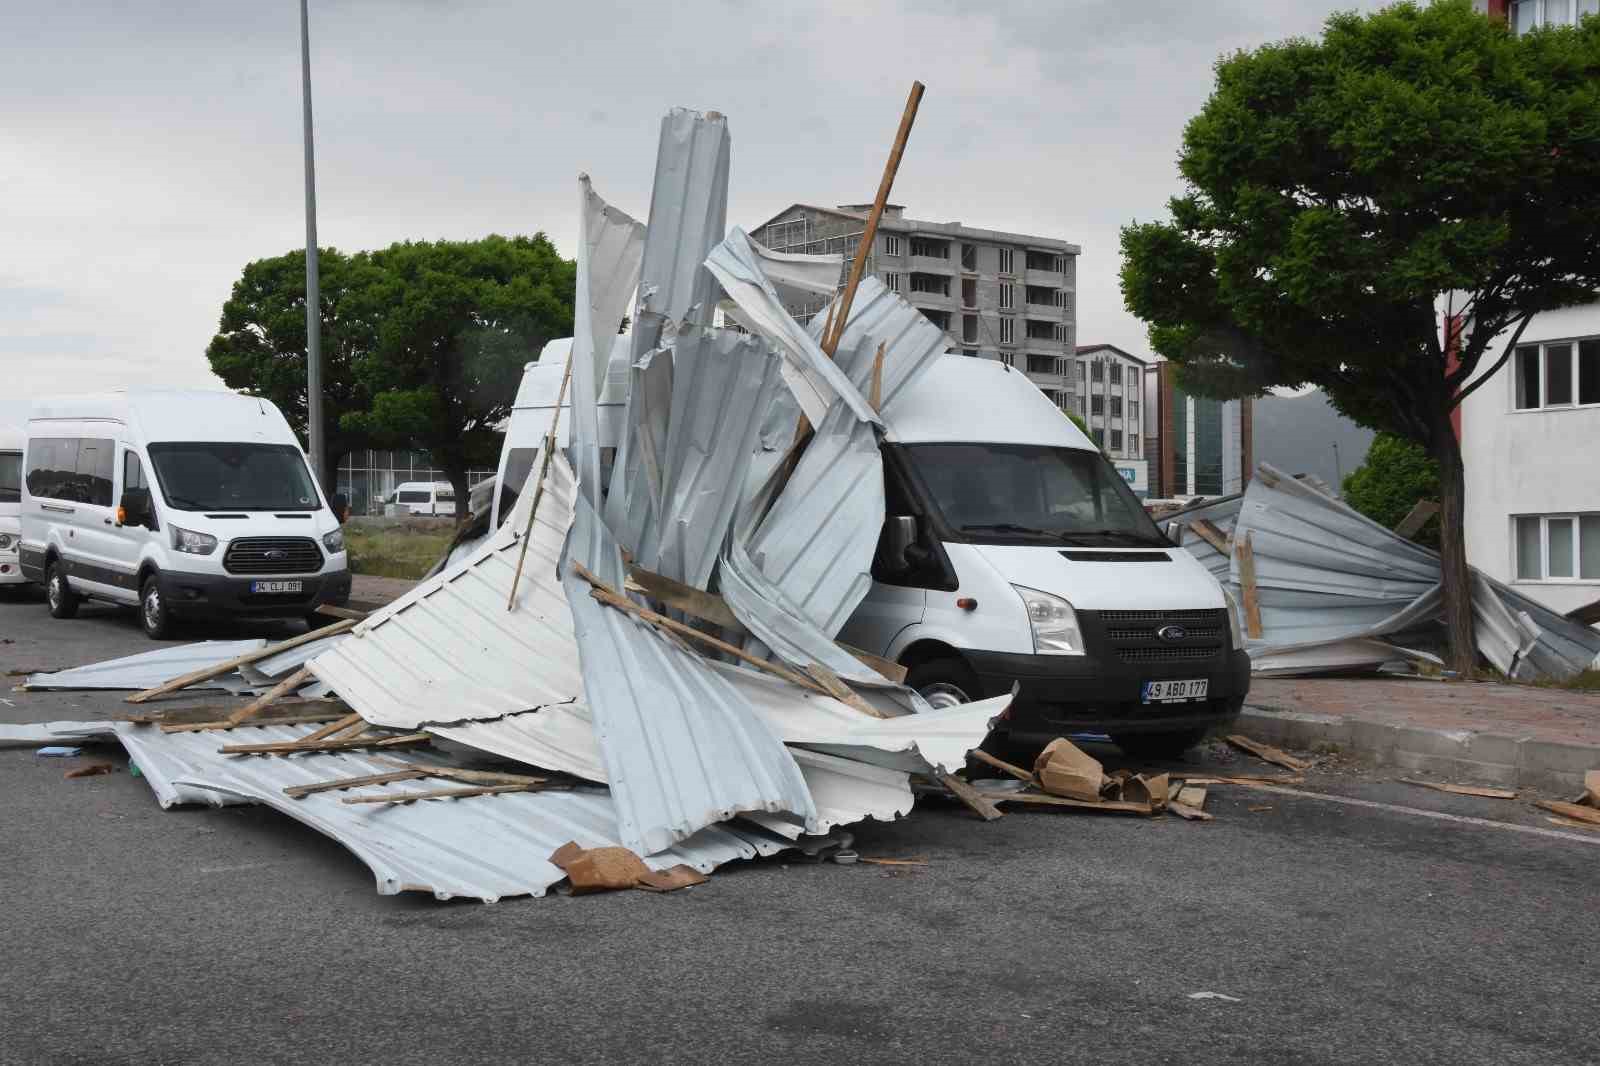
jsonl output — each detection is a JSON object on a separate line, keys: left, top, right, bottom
{"left": 495, "top": 350, "right": 1249, "bottom": 757}
{"left": 19, "top": 389, "right": 352, "bottom": 638}
{"left": 381, "top": 482, "right": 456, "bottom": 518}
{"left": 0, "top": 412, "right": 26, "bottom": 589}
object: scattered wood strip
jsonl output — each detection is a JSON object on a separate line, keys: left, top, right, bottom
{"left": 342, "top": 783, "right": 539, "bottom": 805}
{"left": 1534, "top": 799, "right": 1600, "bottom": 826}
{"left": 837, "top": 642, "right": 907, "bottom": 685}
{"left": 1187, "top": 518, "right": 1231, "bottom": 556}
{"left": 977, "top": 789, "right": 1155, "bottom": 815}
{"left": 136, "top": 697, "right": 342, "bottom": 727}
{"left": 859, "top": 856, "right": 928, "bottom": 867}
{"left": 1234, "top": 533, "right": 1263, "bottom": 638}
{"left": 938, "top": 773, "right": 1004, "bottom": 821}
{"left": 218, "top": 732, "right": 430, "bottom": 756}
{"left": 804, "top": 661, "right": 887, "bottom": 718}
{"left": 625, "top": 565, "right": 744, "bottom": 631}
{"left": 1402, "top": 779, "right": 1517, "bottom": 800}
{"left": 314, "top": 603, "right": 370, "bottom": 621}
{"left": 225, "top": 666, "right": 315, "bottom": 726}
{"left": 868, "top": 340, "right": 886, "bottom": 411}
{"left": 299, "top": 712, "right": 366, "bottom": 743}
{"left": 1584, "top": 770, "right": 1600, "bottom": 807}
{"left": 1180, "top": 774, "right": 1306, "bottom": 787}
{"left": 160, "top": 711, "right": 352, "bottom": 734}
{"left": 283, "top": 769, "right": 430, "bottom": 799}
{"left": 1167, "top": 801, "right": 1214, "bottom": 822}
{"left": 125, "top": 619, "right": 357, "bottom": 703}
{"left": 969, "top": 748, "right": 1036, "bottom": 783}
{"left": 1546, "top": 816, "right": 1600, "bottom": 832}
{"left": 1175, "top": 785, "right": 1208, "bottom": 810}
{"left": 1225, "top": 734, "right": 1311, "bottom": 772}
{"left": 1393, "top": 499, "right": 1440, "bottom": 540}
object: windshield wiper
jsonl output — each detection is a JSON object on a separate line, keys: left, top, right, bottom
{"left": 959, "top": 523, "right": 1062, "bottom": 540}
{"left": 1065, "top": 528, "right": 1171, "bottom": 547}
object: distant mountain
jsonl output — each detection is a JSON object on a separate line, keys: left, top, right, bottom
{"left": 1253, "top": 390, "right": 1375, "bottom": 492}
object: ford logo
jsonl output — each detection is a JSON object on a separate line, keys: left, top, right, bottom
{"left": 265, "top": 550, "right": 287, "bottom": 561}
{"left": 1156, "top": 624, "right": 1188, "bottom": 643}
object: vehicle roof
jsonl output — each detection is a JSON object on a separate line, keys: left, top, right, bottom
{"left": 28, "top": 389, "right": 300, "bottom": 446}
{"left": 514, "top": 336, "right": 632, "bottom": 409}
{"left": 395, "top": 482, "right": 452, "bottom": 491}
{"left": 884, "top": 356, "right": 1095, "bottom": 449}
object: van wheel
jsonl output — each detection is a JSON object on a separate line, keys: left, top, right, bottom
{"left": 906, "top": 657, "right": 980, "bottom": 710}
{"left": 45, "top": 561, "right": 79, "bottom": 619}
{"left": 1111, "top": 728, "right": 1209, "bottom": 761}
{"left": 139, "top": 574, "right": 174, "bottom": 640}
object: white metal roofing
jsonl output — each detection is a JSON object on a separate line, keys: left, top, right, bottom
{"left": 24, "top": 639, "right": 268, "bottom": 691}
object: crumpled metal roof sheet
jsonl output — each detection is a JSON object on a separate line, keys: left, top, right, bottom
{"left": 24, "top": 639, "right": 266, "bottom": 691}
{"left": 600, "top": 345, "right": 674, "bottom": 572}
{"left": 239, "top": 634, "right": 349, "bottom": 685}
{"left": 307, "top": 454, "right": 585, "bottom": 730}
{"left": 808, "top": 276, "right": 953, "bottom": 427}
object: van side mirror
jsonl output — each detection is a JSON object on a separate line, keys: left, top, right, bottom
{"left": 119, "top": 489, "right": 151, "bottom": 529}
{"left": 884, "top": 515, "right": 919, "bottom": 573}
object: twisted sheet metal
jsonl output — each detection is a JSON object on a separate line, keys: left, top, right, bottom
{"left": 24, "top": 639, "right": 266, "bottom": 691}
{"left": 307, "top": 455, "right": 585, "bottom": 730}
{"left": 600, "top": 345, "right": 673, "bottom": 569}
{"left": 239, "top": 634, "right": 348, "bottom": 684}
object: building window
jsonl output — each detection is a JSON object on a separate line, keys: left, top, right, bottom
{"left": 1091, "top": 427, "right": 1105, "bottom": 446}
{"left": 1515, "top": 0, "right": 1599, "bottom": 33}
{"left": 1110, "top": 362, "right": 1123, "bottom": 385}
{"left": 910, "top": 237, "right": 948, "bottom": 259}
{"left": 961, "top": 244, "right": 977, "bottom": 271}
{"left": 883, "top": 235, "right": 901, "bottom": 257}
{"left": 963, "top": 315, "right": 978, "bottom": 344}
{"left": 1515, "top": 513, "right": 1600, "bottom": 581}
{"left": 1053, "top": 289, "right": 1066, "bottom": 308}
{"left": 961, "top": 277, "right": 977, "bottom": 307}
{"left": 999, "top": 316, "right": 1015, "bottom": 344}
{"left": 920, "top": 308, "right": 951, "bottom": 331}
{"left": 999, "top": 283, "right": 1015, "bottom": 310}
{"left": 1515, "top": 337, "right": 1600, "bottom": 409}
{"left": 1130, "top": 432, "right": 1140, "bottom": 454}
{"left": 1090, "top": 361, "right": 1104, "bottom": 382}
{"left": 1026, "top": 354, "right": 1057, "bottom": 374}
{"left": 1000, "top": 351, "right": 1015, "bottom": 367}
{"left": 1111, "top": 429, "right": 1124, "bottom": 451}
{"left": 885, "top": 272, "right": 901, "bottom": 293}
{"left": 998, "top": 248, "right": 1014, "bottom": 274}
{"left": 910, "top": 273, "right": 950, "bottom": 296}
{"left": 1091, "top": 395, "right": 1104, "bottom": 416}
{"left": 1026, "top": 250, "right": 1064, "bottom": 272}
{"left": 1111, "top": 396, "right": 1123, "bottom": 418}
{"left": 1130, "top": 399, "right": 1140, "bottom": 425}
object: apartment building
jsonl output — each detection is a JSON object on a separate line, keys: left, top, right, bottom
{"left": 749, "top": 204, "right": 1080, "bottom": 408}
{"left": 1073, "top": 344, "right": 1151, "bottom": 497}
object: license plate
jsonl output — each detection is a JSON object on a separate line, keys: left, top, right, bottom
{"left": 1142, "top": 678, "right": 1208, "bottom": 704}
{"left": 250, "top": 580, "right": 303, "bottom": 594}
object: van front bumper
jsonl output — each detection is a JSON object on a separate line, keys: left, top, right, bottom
{"left": 157, "top": 567, "right": 352, "bottom": 619}
{"left": 965, "top": 646, "right": 1252, "bottom": 742}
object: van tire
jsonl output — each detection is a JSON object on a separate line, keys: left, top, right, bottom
{"left": 46, "top": 561, "right": 80, "bottom": 619}
{"left": 906, "top": 657, "right": 981, "bottom": 710}
{"left": 1111, "top": 728, "right": 1209, "bottom": 760}
{"left": 139, "top": 574, "right": 174, "bottom": 640}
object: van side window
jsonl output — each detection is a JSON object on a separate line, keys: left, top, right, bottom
{"left": 873, "top": 447, "right": 958, "bottom": 592}
{"left": 123, "top": 450, "right": 149, "bottom": 493}
{"left": 26, "top": 437, "right": 114, "bottom": 506}
{"left": 76, "top": 439, "right": 115, "bottom": 507}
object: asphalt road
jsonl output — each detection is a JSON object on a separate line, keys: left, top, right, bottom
{"left": 3, "top": 589, "right": 1599, "bottom": 1066}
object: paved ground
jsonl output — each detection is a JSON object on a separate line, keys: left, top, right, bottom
{"left": 1250, "top": 676, "right": 1600, "bottom": 747}
{"left": 4, "top": 593, "right": 1600, "bottom": 1065}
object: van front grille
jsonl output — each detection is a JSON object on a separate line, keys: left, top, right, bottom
{"left": 223, "top": 537, "right": 323, "bottom": 575}
{"left": 1094, "top": 608, "right": 1228, "bottom": 666}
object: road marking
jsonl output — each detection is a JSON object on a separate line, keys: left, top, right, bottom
{"left": 1239, "top": 783, "right": 1600, "bottom": 847}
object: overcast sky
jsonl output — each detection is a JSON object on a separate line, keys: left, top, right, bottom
{"left": 2, "top": 0, "right": 1388, "bottom": 400}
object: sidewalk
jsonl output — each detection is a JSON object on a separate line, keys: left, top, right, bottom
{"left": 349, "top": 574, "right": 415, "bottom": 609}
{"left": 1240, "top": 677, "right": 1600, "bottom": 793}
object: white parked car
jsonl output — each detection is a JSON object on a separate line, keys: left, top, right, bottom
{"left": 19, "top": 389, "right": 351, "bottom": 638}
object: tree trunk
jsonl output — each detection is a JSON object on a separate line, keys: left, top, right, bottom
{"left": 1431, "top": 417, "right": 1476, "bottom": 675}
{"left": 444, "top": 466, "right": 472, "bottom": 527}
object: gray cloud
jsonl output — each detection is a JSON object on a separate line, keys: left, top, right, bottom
{"left": 1, "top": 0, "right": 1384, "bottom": 407}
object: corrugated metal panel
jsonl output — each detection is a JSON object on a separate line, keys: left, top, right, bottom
{"left": 1488, "top": 575, "right": 1600, "bottom": 680}
{"left": 0, "top": 719, "right": 117, "bottom": 747}
{"left": 562, "top": 494, "right": 816, "bottom": 855}
{"left": 630, "top": 108, "right": 729, "bottom": 356}
{"left": 750, "top": 748, "right": 913, "bottom": 837}
{"left": 1163, "top": 493, "right": 1242, "bottom": 587}
{"left": 239, "top": 634, "right": 348, "bottom": 684}
{"left": 24, "top": 639, "right": 266, "bottom": 691}
{"left": 704, "top": 227, "right": 880, "bottom": 429}
{"left": 805, "top": 276, "right": 953, "bottom": 428}
{"left": 109, "top": 722, "right": 252, "bottom": 809}
{"left": 427, "top": 705, "right": 604, "bottom": 784}
{"left": 308, "top": 455, "right": 585, "bottom": 730}
{"left": 600, "top": 345, "right": 673, "bottom": 569}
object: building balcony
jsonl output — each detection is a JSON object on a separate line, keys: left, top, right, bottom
{"left": 909, "top": 255, "right": 957, "bottom": 275}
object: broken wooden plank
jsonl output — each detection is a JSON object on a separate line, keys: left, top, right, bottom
{"left": 1175, "top": 785, "right": 1208, "bottom": 809}
{"left": 125, "top": 619, "right": 358, "bottom": 703}
{"left": 858, "top": 856, "right": 929, "bottom": 867}
{"left": 283, "top": 768, "right": 430, "bottom": 799}
{"left": 1393, "top": 499, "right": 1440, "bottom": 540}
{"left": 1234, "top": 533, "right": 1263, "bottom": 638}
{"left": 625, "top": 565, "right": 745, "bottom": 631}
{"left": 341, "top": 783, "right": 538, "bottom": 805}
{"left": 160, "top": 711, "right": 352, "bottom": 734}
{"left": 837, "top": 642, "right": 907, "bottom": 685}
{"left": 297, "top": 712, "right": 366, "bottom": 744}
{"left": 969, "top": 748, "right": 1036, "bottom": 784}
{"left": 1585, "top": 770, "right": 1600, "bottom": 807}
{"left": 1225, "top": 734, "right": 1311, "bottom": 772}
{"left": 225, "top": 666, "right": 315, "bottom": 726}
{"left": 1534, "top": 799, "right": 1600, "bottom": 826}
{"left": 938, "top": 772, "right": 1004, "bottom": 821}
{"left": 1167, "top": 801, "right": 1214, "bottom": 822}
{"left": 1187, "top": 518, "right": 1231, "bottom": 556}
{"left": 805, "top": 661, "right": 887, "bottom": 718}
{"left": 868, "top": 340, "right": 886, "bottom": 411}
{"left": 1402, "top": 779, "right": 1517, "bottom": 800}
{"left": 127, "top": 697, "right": 339, "bottom": 726}
{"left": 218, "top": 732, "right": 431, "bottom": 756}
{"left": 977, "top": 789, "right": 1155, "bottom": 815}
{"left": 1546, "top": 816, "right": 1600, "bottom": 832}
{"left": 1180, "top": 774, "right": 1306, "bottom": 787}
{"left": 314, "top": 603, "right": 370, "bottom": 621}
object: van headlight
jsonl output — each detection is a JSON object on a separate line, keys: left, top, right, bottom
{"left": 171, "top": 526, "right": 218, "bottom": 556}
{"left": 0, "top": 534, "right": 13, "bottom": 552}
{"left": 322, "top": 528, "right": 345, "bottom": 554}
{"left": 1221, "top": 587, "right": 1246, "bottom": 648}
{"left": 1011, "top": 584, "right": 1085, "bottom": 656}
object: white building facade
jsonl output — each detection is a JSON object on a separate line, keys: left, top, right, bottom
{"left": 1461, "top": 302, "right": 1600, "bottom": 613}
{"left": 1073, "top": 344, "right": 1151, "bottom": 497}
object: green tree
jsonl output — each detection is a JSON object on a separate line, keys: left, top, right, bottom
{"left": 1343, "top": 433, "right": 1441, "bottom": 547}
{"left": 341, "top": 234, "right": 575, "bottom": 512}
{"left": 206, "top": 248, "right": 387, "bottom": 492}
{"left": 1120, "top": 1, "right": 1600, "bottom": 671}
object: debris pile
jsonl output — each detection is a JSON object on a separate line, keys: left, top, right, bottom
{"left": 1165, "top": 463, "right": 1600, "bottom": 681}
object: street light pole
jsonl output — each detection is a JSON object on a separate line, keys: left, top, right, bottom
{"left": 300, "top": 0, "right": 324, "bottom": 486}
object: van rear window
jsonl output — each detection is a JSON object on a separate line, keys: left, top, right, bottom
{"left": 147, "top": 442, "right": 322, "bottom": 512}
{"left": 397, "top": 490, "right": 430, "bottom": 503}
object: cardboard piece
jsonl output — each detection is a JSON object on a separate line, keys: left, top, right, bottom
{"left": 1175, "top": 785, "right": 1208, "bottom": 810}
{"left": 635, "top": 864, "right": 709, "bottom": 893}
{"left": 550, "top": 841, "right": 653, "bottom": 894}
{"left": 1123, "top": 772, "right": 1169, "bottom": 810}
{"left": 1583, "top": 770, "right": 1600, "bottom": 808}
{"left": 1033, "top": 738, "right": 1104, "bottom": 802}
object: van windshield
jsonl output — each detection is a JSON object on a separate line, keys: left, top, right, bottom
{"left": 147, "top": 443, "right": 322, "bottom": 512}
{"left": 903, "top": 443, "right": 1167, "bottom": 547}
{"left": 0, "top": 451, "right": 19, "bottom": 504}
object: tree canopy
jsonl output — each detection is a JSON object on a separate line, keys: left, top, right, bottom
{"left": 1343, "top": 433, "right": 1441, "bottom": 548}
{"left": 208, "top": 234, "right": 575, "bottom": 506}
{"left": 1119, "top": 0, "right": 1600, "bottom": 669}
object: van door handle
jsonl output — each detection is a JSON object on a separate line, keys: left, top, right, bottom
{"left": 41, "top": 504, "right": 75, "bottom": 515}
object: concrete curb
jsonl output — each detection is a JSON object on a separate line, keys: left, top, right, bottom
{"left": 1238, "top": 705, "right": 1600, "bottom": 795}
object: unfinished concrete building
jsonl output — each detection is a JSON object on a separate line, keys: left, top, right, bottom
{"left": 748, "top": 204, "right": 1080, "bottom": 408}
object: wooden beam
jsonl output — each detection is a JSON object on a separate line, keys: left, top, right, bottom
{"left": 160, "top": 711, "right": 350, "bottom": 734}
{"left": 1235, "top": 531, "right": 1263, "bottom": 638}
{"left": 1534, "top": 799, "right": 1600, "bottom": 826}
{"left": 868, "top": 340, "right": 886, "bottom": 411}
{"left": 125, "top": 619, "right": 358, "bottom": 703}
{"left": 1402, "top": 779, "right": 1516, "bottom": 800}
{"left": 938, "top": 772, "right": 1005, "bottom": 821}
{"left": 1188, "top": 518, "right": 1231, "bottom": 556}
{"left": 837, "top": 643, "right": 907, "bottom": 685}
{"left": 1393, "top": 499, "right": 1440, "bottom": 540}
{"left": 969, "top": 748, "right": 1035, "bottom": 783}
{"left": 284, "top": 769, "right": 430, "bottom": 799}
{"left": 342, "top": 784, "right": 539, "bottom": 805}
{"left": 821, "top": 81, "right": 925, "bottom": 357}
{"left": 225, "top": 666, "right": 314, "bottom": 726}
{"left": 315, "top": 603, "right": 370, "bottom": 621}
{"left": 218, "top": 732, "right": 430, "bottom": 756}
{"left": 804, "top": 661, "right": 887, "bottom": 718}
{"left": 977, "top": 789, "right": 1155, "bottom": 815}
{"left": 626, "top": 565, "right": 744, "bottom": 631}
{"left": 1225, "top": 734, "right": 1311, "bottom": 772}
{"left": 300, "top": 712, "right": 366, "bottom": 743}
{"left": 507, "top": 349, "right": 575, "bottom": 611}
